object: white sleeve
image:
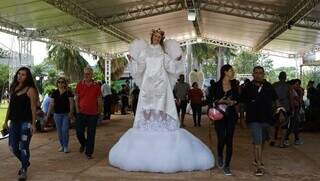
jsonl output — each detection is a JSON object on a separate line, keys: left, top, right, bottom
{"left": 130, "top": 51, "right": 146, "bottom": 88}
{"left": 164, "top": 54, "right": 185, "bottom": 89}
{"left": 129, "top": 39, "right": 147, "bottom": 60}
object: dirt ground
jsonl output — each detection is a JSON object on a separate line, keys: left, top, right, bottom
{"left": 1, "top": 114, "right": 320, "bottom": 181}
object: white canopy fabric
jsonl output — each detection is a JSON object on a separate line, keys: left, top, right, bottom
{"left": 1, "top": 0, "right": 320, "bottom": 57}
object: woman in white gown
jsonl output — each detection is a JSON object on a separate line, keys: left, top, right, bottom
{"left": 108, "top": 29, "right": 214, "bottom": 173}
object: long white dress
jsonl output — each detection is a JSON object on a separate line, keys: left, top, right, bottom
{"left": 108, "top": 40, "right": 214, "bottom": 173}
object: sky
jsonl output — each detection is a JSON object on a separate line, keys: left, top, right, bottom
{"left": 0, "top": 32, "right": 97, "bottom": 66}
{"left": 0, "top": 32, "right": 297, "bottom": 68}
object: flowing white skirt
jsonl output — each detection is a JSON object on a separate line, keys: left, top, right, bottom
{"left": 109, "top": 127, "right": 214, "bottom": 173}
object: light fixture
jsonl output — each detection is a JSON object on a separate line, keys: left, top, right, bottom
{"left": 25, "top": 27, "right": 37, "bottom": 31}
{"left": 187, "top": 9, "right": 196, "bottom": 21}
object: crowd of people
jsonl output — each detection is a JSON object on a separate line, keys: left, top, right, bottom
{"left": 172, "top": 64, "right": 316, "bottom": 176}
{"left": 1, "top": 28, "right": 320, "bottom": 180}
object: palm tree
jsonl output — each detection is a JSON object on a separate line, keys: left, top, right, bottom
{"left": 97, "top": 56, "right": 128, "bottom": 81}
{"left": 47, "top": 45, "right": 89, "bottom": 82}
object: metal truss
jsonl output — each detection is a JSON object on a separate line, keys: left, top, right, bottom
{"left": 200, "top": 0, "right": 282, "bottom": 23}
{"left": 253, "top": 0, "right": 320, "bottom": 51}
{"left": 103, "top": 0, "right": 184, "bottom": 24}
{"left": 38, "top": 22, "right": 90, "bottom": 37}
{"left": 42, "top": 0, "right": 134, "bottom": 43}
{"left": 179, "top": 37, "right": 246, "bottom": 49}
{"left": 184, "top": 0, "right": 202, "bottom": 37}
{"left": 0, "top": 17, "right": 24, "bottom": 37}
{"left": 296, "top": 16, "right": 320, "bottom": 30}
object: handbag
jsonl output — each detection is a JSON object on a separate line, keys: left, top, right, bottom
{"left": 207, "top": 104, "right": 227, "bottom": 121}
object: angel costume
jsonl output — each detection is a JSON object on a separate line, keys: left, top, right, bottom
{"left": 108, "top": 38, "right": 214, "bottom": 173}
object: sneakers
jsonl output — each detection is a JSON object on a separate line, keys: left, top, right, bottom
{"left": 18, "top": 169, "right": 27, "bottom": 181}
{"left": 294, "top": 139, "right": 304, "bottom": 145}
{"left": 63, "top": 147, "right": 70, "bottom": 153}
{"left": 86, "top": 154, "right": 93, "bottom": 159}
{"left": 252, "top": 160, "right": 265, "bottom": 169}
{"left": 58, "top": 147, "right": 64, "bottom": 152}
{"left": 217, "top": 157, "right": 224, "bottom": 168}
{"left": 223, "top": 167, "right": 232, "bottom": 176}
{"left": 255, "top": 168, "right": 264, "bottom": 176}
{"left": 283, "top": 140, "right": 290, "bottom": 147}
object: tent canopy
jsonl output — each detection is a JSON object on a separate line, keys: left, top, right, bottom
{"left": 1, "top": 0, "right": 320, "bottom": 57}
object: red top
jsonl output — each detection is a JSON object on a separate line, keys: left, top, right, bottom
{"left": 76, "top": 80, "right": 101, "bottom": 115}
{"left": 188, "top": 88, "right": 203, "bottom": 104}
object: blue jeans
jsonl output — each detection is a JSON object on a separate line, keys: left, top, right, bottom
{"left": 54, "top": 113, "right": 69, "bottom": 149}
{"left": 76, "top": 113, "right": 98, "bottom": 155}
{"left": 9, "top": 121, "right": 32, "bottom": 170}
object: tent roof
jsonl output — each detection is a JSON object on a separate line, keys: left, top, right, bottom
{"left": 1, "top": 0, "right": 320, "bottom": 57}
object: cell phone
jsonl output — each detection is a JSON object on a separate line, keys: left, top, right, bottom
{"left": 1, "top": 128, "right": 9, "bottom": 137}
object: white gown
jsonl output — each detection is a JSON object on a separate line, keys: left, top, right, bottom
{"left": 108, "top": 40, "right": 214, "bottom": 173}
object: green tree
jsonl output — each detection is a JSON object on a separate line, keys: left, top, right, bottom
{"left": 47, "top": 45, "right": 89, "bottom": 82}
{"left": 0, "top": 64, "right": 9, "bottom": 103}
{"left": 231, "top": 50, "right": 273, "bottom": 76}
{"left": 31, "top": 63, "right": 48, "bottom": 94}
{"left": 0, "top": 64, "right": 9, "bottom": 87}
{"left": 97, "top": 56, "right": 128, "bottom": 81}
{"left": 301, "top": 66, "right": 320, "bottom": 88}
{"left": 267, "top": 67, "right": 297, "bottom": 83}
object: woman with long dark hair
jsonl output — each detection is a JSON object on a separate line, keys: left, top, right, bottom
{"left": 2, "top": 67, "right": 38, "bottom": 180}
{"left": 208, "top": 64, "right": 239, "bottom": 176}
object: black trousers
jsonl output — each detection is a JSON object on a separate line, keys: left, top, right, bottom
{"left": 285, "top": 110, "right": 301, "bottom": 141}
{"left": 103, "top": 95, "right": 112, "bottom": 119}
{"left": 214, "top": 109, "right": 237, "bottom": 167}
{"left": 191, "top": 103, "right": 202, "bottom": 126}
{"left": 121, "top": 96, "right": 128, "bottom": 115}
{"left": 76, "top": 113, "right": 98, "bottom": 156}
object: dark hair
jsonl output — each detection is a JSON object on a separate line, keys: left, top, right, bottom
{"left": 253, "top": 66, "right": 264, "bottom": 72}
{"left": 219, "top": 64, "right": 233, "bottom": 81}
{"left": 150, "top": 32, "right": 165, "bottom": 51}
{"left": 289, "top": 79, "right": 299, "bottom": 85}
{"left": 10, "top": 67, "right": 38, "bottom": 94}
{"left": 244, "top": 78, "right": 251, "bottom": 85}
{"left": 278, "top": 71, "right": 286, "bottom": 81}
{"left": 210, "top": 79, "right": 215, "bottom": 85}
{"left": 56, "top": 77, "right": 68, "bottom": 89}
{"left": 192, "top": 82, "right": 198, "bottom": 87}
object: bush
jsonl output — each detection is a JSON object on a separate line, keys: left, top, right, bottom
{"left": 43, "top": 85, "right": 56, "bottom": 95}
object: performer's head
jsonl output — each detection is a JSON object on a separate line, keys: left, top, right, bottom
{"left": 151, "top": 28, "right": 165, "bottom": 46}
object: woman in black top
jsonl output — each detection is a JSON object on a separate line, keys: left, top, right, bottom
{"left": 2, "top": 67, "right": 38, "bottom": 180}
{"left": 208, "top": 64, "right": 239, "bottom": 176}
{"left": 47, "top": 77, "right": 74, "bottom": 153}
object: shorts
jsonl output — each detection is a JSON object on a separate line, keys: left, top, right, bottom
{"left": 176, "top": 100, "right": 188, "bottom": 114}
{"left": 248, "top": 122, "right": 270, "bottom": 145}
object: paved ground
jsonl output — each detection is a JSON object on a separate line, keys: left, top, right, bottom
{"left": 1, "top": 114, "right": 320, "bottom": 181}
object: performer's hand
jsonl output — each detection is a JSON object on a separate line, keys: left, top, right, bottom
{"left": 127, "top": 54, "right": 133, "bottom": 61}
{"left": 176, "top": 55, "right": 182, "bottom": 61}
{"left": 276, "top": 107, "right": 285, "bottom": 114}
